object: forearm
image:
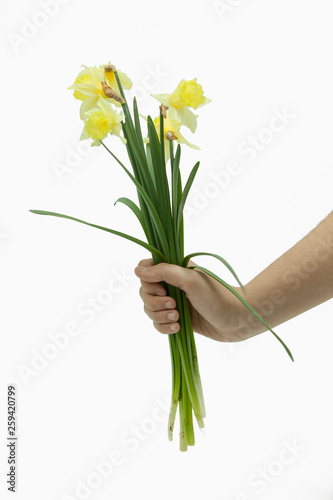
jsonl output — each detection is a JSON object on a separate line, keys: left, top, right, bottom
{"left": 235, "top": 212, "right": 333, "bottom": 338}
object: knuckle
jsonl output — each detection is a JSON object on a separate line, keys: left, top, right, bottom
{"left": 138, "top": 258, "right": 153, "bottom": 267}
{"left": 155, "top": 284, "right": 166, "bottom": 296}
{"left": 151, "top": 296, "right": 163, "bottom": 311}
{"left": 183, "top": 269, "right": 195, "bottom": 289}
{"left": 157, "top": 262, "right": 167, "bottom": 274}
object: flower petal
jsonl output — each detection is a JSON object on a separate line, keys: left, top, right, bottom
{"left": 151, "top": 93, "right": 171, "bottom": 107}
{"left": 176, "top": 131, "right": 200, "bottom": 150}
{"left": 117, "top": 70, "right": 133, "bottom": 90}
{"left": 196, "top": 97, "right": 212, "bottom": 108}
{"left": 80, "top": 97, "right": 99, "bottom": 120}
{"left": 178, "top": 107, "right": 198, "bottom": 133}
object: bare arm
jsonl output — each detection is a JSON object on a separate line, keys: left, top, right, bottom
{"left": 235, "top": 211, "right": 333, "bottom": 337}
{"left": 135, "top": 212, "right": 333, "bottom": 343}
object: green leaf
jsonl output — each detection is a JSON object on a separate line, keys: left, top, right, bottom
{"left": 182, "top": 252, "right": 245, "bottom": 292}
{"left": 173, "top": 143, "right": 182, "bottom": 205}
{"left": 121, "top": 120, "right": 160, "bottom": 226}
{"left": 188, "top": 264, "right": 294, "bottom": 362}
{"left": 100, "top": 142, "right": 170, "bottom": 257}
{"left": 173, "top": 144, "right": 184, "bottom": 254}
{"left": 147, "top": 117, "right": 169, "bottom": 228}
{"left": 29, "top": 210, "right": 166, "bottom": 262}
{"left": 159, "top": 110, "right": 166, "bottom": 174}
{"left": 122, "top": 119, "right": 148, "bottom": 176}
{"left": 145, "top": 143, "right": 156, "bottom": 189}
{"left": 114, "top": 70, "right": 135, "bottom": 130}
{"left": 169, "top": 141, "right": 182, "bottom": 262}
{"left": 169, "top": 140, "right": 179, "bottom": 221}
{"left": 147, "top": 123, "right": 162, "bottom": 176}
{"left": 176, "top": 161, "right": 200, "bottom": 234}
{"left": 114, "top": 197, "right": 148, "bottom": 236}
{"left": 158, "top": 113, "right": 172, "bottom": 220}
{"left": 133, "top": 96, "right": 146, "bottom": 157}
{"left": 147, "top": 118, "right": 163, "bottom": 188}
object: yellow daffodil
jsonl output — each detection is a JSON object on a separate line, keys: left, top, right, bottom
{"left": 142, "top": 111, "right": 200, "bottom": 161}
{"left": 32, "top": 66, "right": 295, "bottom": 454}
{"left": 80, "top": 97, "right": 125, "bottom": 146}
{"left": 152, "top": 78, "right": 211, "bottom": 133}
{"left": 71, "top": 69, "right": 91, "bottom": 101}
{"left": 68, "top": 63, "right": 132, "bottom": 119}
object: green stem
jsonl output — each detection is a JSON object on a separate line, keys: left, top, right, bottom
{"left": 182, "top": 370, "right": 195, "bottom": 446}
{"left": 178, "top": 385, "right": 187, "bottom": 452}
{"left": 168, "top": 335, "right": 180, "bottom": 441}
{"left": 181, "top": 291, "right": 206, "bottom": 419}
{"left": 100, "top": 141, "right": 170, "bottom": 260}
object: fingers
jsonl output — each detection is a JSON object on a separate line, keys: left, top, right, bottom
{"left": 140, "top": 280, "right": 167, "bottom": 297}
{"left": 144, "top": 306, "right": 180, "bottom": 334}
{"left": 144, "top": 305, "right": 179, "bottom": 322}
{"left": 135, "top": 259, "right": 197, "bottom": 335}
{"left": 141, "top": 290, "right": 179, "bottom": 335}
{"left": 135, "top": 262, "right": 195, "bottom": 293}
{"left": 138, "top": 283, "right": 180, "bottom": 335}
{"left": 153, "top": 321, "right": 180, "bottom": 334}
{"left": 137, "top": 258, "right": 154, "bottom": 267}
{"left": 139, "top": 287, "right": 176, "bottom": 312}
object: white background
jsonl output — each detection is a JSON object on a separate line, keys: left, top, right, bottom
{"left": 1, "top": 0, "right": 333, "bottom": 498}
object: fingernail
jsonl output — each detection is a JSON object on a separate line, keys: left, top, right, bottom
{"left": 170, "top": 324, "right": 178, "bottom": 332}
{"left": 165, "top": 302, "right": 173, "bottom": 309}
{"left": 167, "top": 312, "right": 175, "bottom": 320}
{"left": 137, "top": 266, "right": 147, "bottom": 273}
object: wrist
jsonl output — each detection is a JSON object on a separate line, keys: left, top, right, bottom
{"left": 227, "top": 283, "right": 273, "bottom": 341}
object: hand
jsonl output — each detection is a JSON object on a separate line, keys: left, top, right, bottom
{"left": 135, "top": 212, "right": 333, "bottom": 344}
{"left": 134, "top": 258, "right": 250, "bottom": 342}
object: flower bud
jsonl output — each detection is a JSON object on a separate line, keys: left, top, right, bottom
{"left": 101, "top": 82, "right": 125, "bottom": 103}
{"left": 104, "top": 64, "right": 117, "bottom": 73}
{"left": 165, "top": 130, "right": 178, "bottom": 140}
{"left": 159, "top": 104, "right": 169, "bottom": 118}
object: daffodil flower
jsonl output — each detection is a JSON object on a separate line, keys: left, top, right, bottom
{"left": 69, "top": 63, "right": 132, "bottom": 119}
{"left": 152, "top": 78, "right": 211, "bottom": 133}
{"left": 142, "top": 111, "right": 200, "bottom": 161}
{"left": 32, "top": 64, "right": 294, "bottom": 453}
{"left": 80, "top": 97, "right": 125, "bottom": 146}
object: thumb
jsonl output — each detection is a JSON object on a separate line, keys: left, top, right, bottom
{"left": 134, "top": 262, "right": 196, "bottom": 293}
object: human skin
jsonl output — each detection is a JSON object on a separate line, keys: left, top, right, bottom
{"left": 134, "top": 212, "right": 333, "bottom": 343}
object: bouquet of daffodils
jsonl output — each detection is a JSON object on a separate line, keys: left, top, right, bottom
{"left": 31, "top": 62, "right": 293, "bottom": 451}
